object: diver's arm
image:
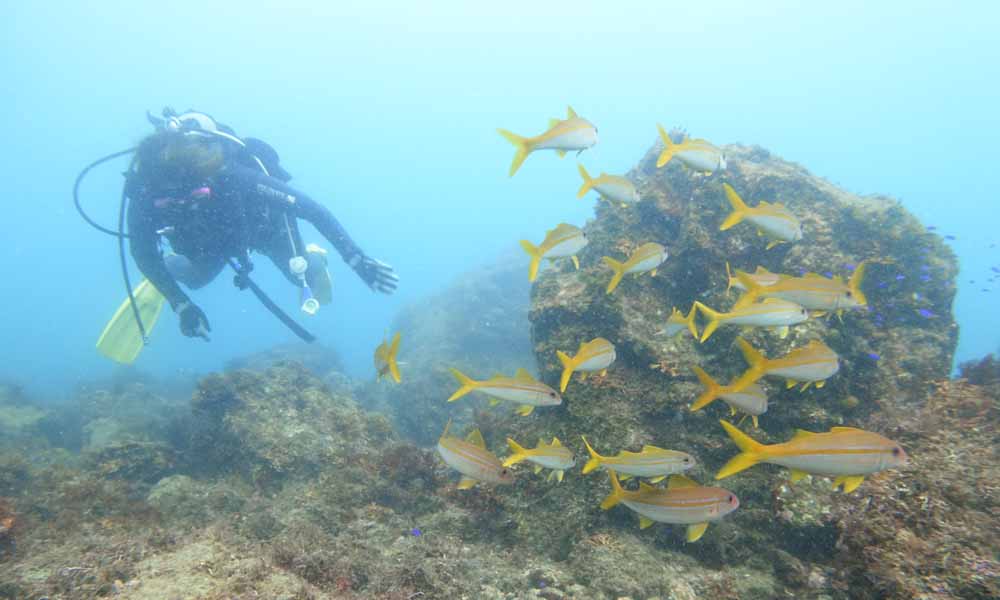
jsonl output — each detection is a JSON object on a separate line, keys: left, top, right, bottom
{"left": 127, "top": 200, "right": 190, "bottom": 310}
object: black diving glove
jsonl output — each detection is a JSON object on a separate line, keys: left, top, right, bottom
{"left": 176, "top": 301, "right": 211, "bottom": 340}
{"left": 349, "top": 255, "right": 399, "bottom": 294}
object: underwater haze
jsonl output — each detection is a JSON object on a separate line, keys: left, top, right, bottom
{"left": 1, "top": 1, "right": 998, "bottom": 392}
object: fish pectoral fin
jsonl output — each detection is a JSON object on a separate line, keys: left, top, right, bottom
{"left": 638, "top": 516, "right": 655, "bottom": 530}
{"left": 571, "top": 256, "right": 580, "bottom": 270}
{"left": 834, "top": 475, "right": 865, "bottom": 493}
{"left": 457, "top": 477, "right": 478, "bottom": 490}
{"left": 789, "top": 469, "right": 810, "bottom": 483}
{"left": 515, "top": 405, "right": 535, "bottom": 416}
{"left": 686, "top": 522, "right": 709, "bottom": 542}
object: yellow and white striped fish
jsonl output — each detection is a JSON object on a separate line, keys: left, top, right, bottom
{"left": 694, "top": 298, "right": 809, "bottom": 343}
{"left": 577, "top": 164, "right": 640, "bottom": 207}
{"left": 655, "top": 124, "right": 727, "bottom": 173}
{"left": 556, "top": 337, "right": 617, "bottom": 392}
{"left": 733, "top": 262, "right": 869, "bottom": 315}
{"left": 374, "top": 332, "right": 402, "bottom": 383}
{"left": 498, "top": 106, "right": 598, "bottom": 176}
{"left": 503, "top": 437, "right": 576, "bottom": 483}
{"left": 658, "top": 305, "right": 699, "bottom": 339}
{"left": 720, "top": 184, "right": 802, "bottom": 249}
{"left": 437, "top": 420, "right": 515, "bottom": 489}
{"left": 602, "top": 242, "right": 668, "bottom": 294}
{"left": 716, "top": 420, "right": 908, "bottom": 493}
{"left": 733, "top": 337, "right": 840, "bottom": 391}
{"left": 447, "top": 368, "right": 561, "bottom": 416}
{"left": 726, "top": 263, "right": 782, "bottom": 293}
{"left": 601, "top": 471, "right": 739, "bottom": 542}
{"left": 581, "top": 436, "right": 695, "bottom": 482}
{"left": 690, "top": 366, "right": 768, "bottom": 428}
{"left": 519, "top": 223, "right": 588, "bottom": 282}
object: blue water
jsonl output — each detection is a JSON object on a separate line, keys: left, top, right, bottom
{"left": 2, "top": 2, "right": 997, "bottom": 395}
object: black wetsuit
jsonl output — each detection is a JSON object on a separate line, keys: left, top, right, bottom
{"left": 127, "top": 161, "right": 363, "bottom": 311}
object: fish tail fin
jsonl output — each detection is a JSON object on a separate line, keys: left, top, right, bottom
{"left": 576, "top": 163, "right": 594, "bottom": 198}
{"left": 519, "top": 239, "right": 543, "bottom": 283}
{"left": 735, "top": 337, "right": 766, "bottom": 373}
{"left": 497, "top": 128, "right": 531, "bottom": 177}
{"left": 716, "top": 419, "right": 767, "bottom": 479}
{"left": 599, "top": 469, "right": 625, "bottom": 509}
{"left": 849, "top": 259, "right": 869, "bottom": 306}
{"left": 557, "top": 350, "right": 576, "bottom": 393}
{"left": 602, "top": 256, "right": 626, "bottom": 294}
{"left": 502, "top": 437, "right": 528, "bottom": 467}
{"left": 695, "top": 301, "right": 724, "bottom": 343}
{"left": 725, "top": 262, "right": 735, "bottom": 293}
{"left": 655, "top": 124, "right": 676, "bottom": 168}
{"left": 684, "top": 304, "right": 699, "bottom": 338}
{"left": 387, "top": 332, "right": 402, "bottom": 383}
{"left": 447, "top": 368, "right": 477, "bottom": 402}
{"left": 720, "top": 183, "right": 748, "bottom": 231}
{"left": 690, "top": 366, "right": 722, "bottom": 411}
{"left": 581, "top": 435, "right": 603, "bottom": 474}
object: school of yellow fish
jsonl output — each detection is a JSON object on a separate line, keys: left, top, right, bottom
{"left": 371, "top": 108, "right": 908, "bottom": 543}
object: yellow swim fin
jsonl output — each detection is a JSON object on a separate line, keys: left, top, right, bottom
{"left": 96, "top": 279, "right": 165, "bottom": 364}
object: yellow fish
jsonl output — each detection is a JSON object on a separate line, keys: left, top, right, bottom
{"left": 602, "top": 242, "right": 669, "bottom": 294}
{"left": 694, "top": 298, "right": 809, "bottom": 342}
{"left": 600, "top": 471, "right": 739, "bottom": 542}
{"left": 503, "top": 437, "right": 576, "bottom": 483}
{"left": 374, "top": 332, "right": 402, "bottom": 383}
{"left": 437, "top": 420, "right": 515, "bottom": 489}
{"left": 556, "top": 337, "right": 616, "bottom": 392}
{"left": 732, "top": 337, "right": 840, "bottom": 392}
{"left": 581, "top": 436, "right": 695, "bottom": 482}
{"left": 577, "top": 164, "right": 640, "bottom": 207}
{"left": 657, "top": 305, "right": 699, "bottom": 339}
{"left": 719, "top": 184, "right": 802, "bottom": 249}
{"left": 498, "top": 106, "right": 598, "bottom": 176}
{"left": 733, "top": 262, "right": 869, "bottom": 315}
{"left": 726, "top": 263, "right": 782, "bottom": 293}
{"left": 655, "top": 124, "right": 727, "bottom": 173}
{"left": 447, "top": 367, "right": 561, "bottom": 416}
{"left": 690, "top": 366, "right": 768, "bottom": 428}
{"left": 716, "top": 420, "right": 908, "bottom": 493}
{"left": 519, "top": 223, "right": 588, "bottom": 282}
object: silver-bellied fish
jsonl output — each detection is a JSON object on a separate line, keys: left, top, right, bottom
{"left": 733, "top": 337, "right": 840, "bottom": 391}
{"left": 655, "top": 124, "right": 726, "bottom": 173}
{"left": 658, "top": 305, "right": 699, "bottom": 339}
{"left": 720, "top": 183, "right": 802, "bottom": 249}
{"left": 503, "top": 437, "right": 576, "bottom": 483}
{"left": 447, "top": 368, "right": 561, "bottom": 416}
{"left": 690, "top": 366, "right": 768, "bottom": 428}
{"left": 556, "top": 337, "right": 617, "bottom": 392}
{"left": 733, "top": 261, "right": 869, "bottom": 316}
{"left": 577, "top": 164, "right": 640, "bottom": 207}
{"left": 716, "top": 420, "right": 908, "bottom": 493}
{"left": 602, "top": 242, "right": 668, "bottom": 294}
{"left": 374, "top": 332, "right": 402, "bottom": 383}
{"left": 519, "top": 223, "right": 588, "bottom": 282}
{"left": 581, "top": 436, "right": 695, "bottom": 482}
{"left": 437, "top": 420, "right": 515, "bottom": 489}
{"left": 498, "top": 106, "right": 598, "bottom": 176}
{"left": 694, "top": 298, "right": 809, "bottom": 342}
{"left": 600, "top": 471, "right": 739, "bottom": 542}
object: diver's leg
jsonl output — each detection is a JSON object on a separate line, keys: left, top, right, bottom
{"left": 165, "top": 253, "right": 227, "bottom": 289}
{"left": 260, "top": 215, "right": 329, "bottom": 287}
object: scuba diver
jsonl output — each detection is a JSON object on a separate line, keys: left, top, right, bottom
{"left": 82, "top": 108, "right": 398, "bottom": 354}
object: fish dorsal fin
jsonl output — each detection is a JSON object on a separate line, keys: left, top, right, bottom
{"left": 753, "top": 266, "right": 771, "bottom": 274}
{"left": 829, "top": 426, "right": 865, "bottom": 433}
{"left": 551, "top": 437, "right": 562, "bottom": 447}
{"left": 802, "top": 272, "right": 824, "bottom": 279}
{"left": 638, "top": 481, "right": 657, "bottom": 492}
{"left": 548, "top": 223, "right": 578, "bottom": 237}
{"left": 548, "top": 118, "right": 562, "bottom": 129}
{"left": 567, "top": 106, "right": 578, "bottom": 119}
{"left": 491, "top": 372, "right": 506, "bottom": 380}
{"left": 514, "top": 368, "right": 536, "bottom": 382}
{"left": 791, "top": 429, "right": 817, "bottom": 440}
{"left": 466, "top": 429, "right": 487, "bottom": 449}
{"left": 831, "top": 275, "right": 845, "bottom": 283}
{"left": 772, "top": 202, "right": 785, "bottom": 208}
{"left": 667, "top": 474, "right": 699, "bottom": 489}
{"left": 640, "top": 444, "right": 667, "bottom": 454}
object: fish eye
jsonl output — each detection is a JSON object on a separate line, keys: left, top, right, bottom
{"left": 683, "top": 457, "right": 691, "bottom": 463}
{"left": 549, "top": 391, "right": 557, "bottom": 398}
{"left": 892, "top": 447, "right": 902, "bottom": 457}
{"left": 845, "top": 291, "right": 853, "bottom": 298}
{"left": 501, "top": 468, "right": 511, "bottom": 476}
{"left": 728, "top": 494, "right": 736, "bottom": 504}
